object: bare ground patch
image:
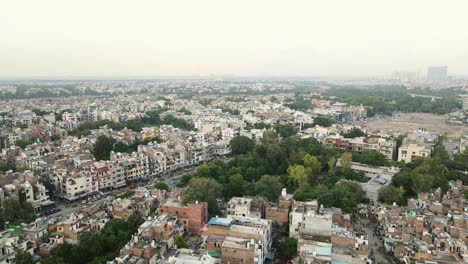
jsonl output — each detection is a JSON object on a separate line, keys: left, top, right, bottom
{"left": 364, "top": 113, "right": 468, "bottom": 139}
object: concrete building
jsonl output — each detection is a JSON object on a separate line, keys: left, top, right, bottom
{"left": 158, "top": 200, "right": 208, "bottom": 234}
{"left": 336, "top": 159, "right": 400, "bottom": 202}
{"left": 398, "top": 130, "right": 438, "bottom": 163}
{"left": 203, "top": 216, "right": 272, "bottom": 264}
{"left": 226, "top": 197, "right": 261, "bottom": 219}
{"left": 324, "top": 135, "right": 396, "bottom": 160}
{"left": 166, "top": 249, "right": 217, "bottom": 264}
{"left": 221, "top": 236, "right": 256, "bottom": 264}
{"left": 56, "top": 172, "right": 98, "bottom": 201}
{"left": 265, "top": 188, "right": 293, "bottom": 225}
{"left": 48, "top": 213, "right": 90, "bottom": 244}
{"left": 289, "top": 200, "right": 332, "bottom": 240}
{"left": 427, "top": 66, "right": 448, "bottom": 81}
{"left": 398, "top": 143, "right": 432, "bottom": 163}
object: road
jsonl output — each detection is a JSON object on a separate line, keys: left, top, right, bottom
{"left": 49, "top": 193, "right": 113, "bottom": 218}
{"left": 47, "top": 167, "right": 194, "bottom": 219}
{"left": 354, "top": 217, "right": 392, "bottom": 264}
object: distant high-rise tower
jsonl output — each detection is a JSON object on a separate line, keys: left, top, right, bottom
{"left": 427, "top": 66, "right": 448, "bottom": 81}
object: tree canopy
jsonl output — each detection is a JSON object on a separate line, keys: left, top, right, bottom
{"left": 352, "top": 151, "right": 387, "bottom": 166}
{"left": 175, "top": 235, "right": 189, "bottom": 249}
{"left": 279, "top": 238, "right": 297, "bottom": 259}
{"left": 180, "top": 128, "right": 460, "bottom": 215}
{"left": 229, "top": 136, "right": 254, "bottom": 155}
{"left": 44, "top": 214, "right": 144, "bottom": 264}
{"left": 378, "top": 185, "right": 405, "bottom": 205}
{"left": 0, "top": 198, "right": 36, "bottom": 226}
{"left": 184, "top": 177, "right": 223, "bottom": 214}
{"left": 154, "top": 182, "right": 170, "bottom": 191}
{"left": 343, "top": 128, "right": 366, "bottom": 138}
{"left": 325, "top": 86, "right": 462, "bottom": 116}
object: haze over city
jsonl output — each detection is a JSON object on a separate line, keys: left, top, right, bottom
{"left": 1, "top": 1, "right": 468, "bottom": 264}
{"left": 1, "top": 0, "right": 468, "bottom": 78}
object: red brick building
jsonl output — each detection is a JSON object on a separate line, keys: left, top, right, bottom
{"left": 158, "top": 200, "right": 208, "bottom": 233}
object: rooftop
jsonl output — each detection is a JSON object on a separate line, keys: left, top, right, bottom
{"left": 208, "top": 217, "right": 232, "bottom": 227}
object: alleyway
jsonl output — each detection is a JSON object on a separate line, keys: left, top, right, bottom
{"left": 354, "top": 217, "right": 392, "bottom": 264}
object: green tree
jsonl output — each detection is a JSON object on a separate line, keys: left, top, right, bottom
{"left": 274, "top": 124, "right": 296, "bottom": 138}
{"left": 93, "top": 135, "right": 114, "bottom": 161}
{"left": 177, "top": 108, "right": 192, "bottom": 115}
{"left": 14, "top": 250, "right": 34, "bottom": 264}
{"left": 287, "top": 149, "right": 307, "bottom": 166}
{"left": 50, "top": 135, "right": 61, "bottom": 141}
{"left": 313, "top": 117, "right": 335, "bottom": 127}
{"left": 15, "top": 140, "right": 33, "bottom": 148}
{"left": 161, "top": 114, "right": 195, "bottom": 130}
{"left": 343, "top": 128, "right": 365, "bottom": 138}
{"left": 340, "top": 152, "right": 353, "bottom": 169}
{"left": 294, "top": 184, "right": 329, "bottom": 202}
{"left": 451, "top": 149, "right": 468, "bottom": 171}
{"left": 116, "top": 190, "right": 135, "bottom": 199}
{"left": 412, "top": 158, "right": 449, "bottom": 192}
{"left": 433, "top": 145, "right": 450, "bottom": 165}
{"left": 303, "top": 154, "right": 322, "bottom": 176}
{"left": 175, "top": 235, "right": 188, "bottom": 249}
{"left": 352, "top": 151, "right": 387, "bottom": 166}
{"left": 224, "top": 174, "right": 245, "bottom": 198}
{"left": 392, "top": 171, "right": 413, "bottom": 197}
{"left": 0, "top": 161, "right": 15, "bottom": 172}
{"left": 154, "top": 182, "right": 169, "bottom": 191}
{"left": 252, "top": 122, "right": 271, "bottom": 130}
{"left": 46, "top": 214, "right": 144, "bottom": 264}
{"left": 32, "top": 108, "right": 49, "bottom": 116}
{"left": 229, "top": 136, "right": 254, "bottom": 155}
{"left": 319, "top": 181, "right": 366, "bottom": 212}
{"left": 287, "top": 165, "right": 309, "bottom": 188}
{"left": 327, "top": 157, "right": 336, "bottom": 176}
{"left": 254, "top": 175, "right": 283, "bottom": 202}
{"left": 378, "top": 186, "right": 405, "bottom": 205}
{"left": 184, "top": 177, "right": 223, "bottom": 214}
{"left": 279, "top": 238, "right": 297, "bottom": 259}
{"left": 411, "top": 173, "right": 433, "bottom": 194}
{"left": 285, "top": 97, "right": 313, "bottom": 110}
{"left": 261, "top": 130, "right": 279, "bottom": 145}
{"left": 1, "top": 198, "right": 35, "bottom": 225}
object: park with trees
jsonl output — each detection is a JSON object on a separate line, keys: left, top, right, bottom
{"left": 324, "top": 86, "right": 462, "bottom": 116}
{"left": 179, "top": 132, "right": 372, "bottom": 214}
{"left": 180, "top": 130, "right": 467, "bottom": 215}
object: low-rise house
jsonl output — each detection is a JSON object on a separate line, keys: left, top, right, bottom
{"left": 398, "top": 130, "right": 438, "bottom": 163}
{"left": 158, "top": 200, "right": 208, "bottom": 234}
{"left": 203, "top": 216, "right": 272, "bottom": 264}
{"left": 48, "top": 213, "right": 90, "bottom": 244}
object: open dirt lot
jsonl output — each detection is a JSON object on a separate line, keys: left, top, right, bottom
{"left": 363, "top": 113, "right": 468, "bottom": 139}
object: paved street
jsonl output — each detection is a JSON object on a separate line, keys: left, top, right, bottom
{"left": 354, "top": 217, "right": 392, "bottom": 264}
{"left": 46, "top": 169, "right": 191, "bottom": 219}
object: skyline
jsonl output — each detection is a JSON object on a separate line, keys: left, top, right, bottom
{"left": 1, "top": 0, "right": 468, "bottom": 77}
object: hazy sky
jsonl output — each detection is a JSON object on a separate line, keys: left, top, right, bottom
{"left": 1, "top": 0, "right": 467, "bottom": 77}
